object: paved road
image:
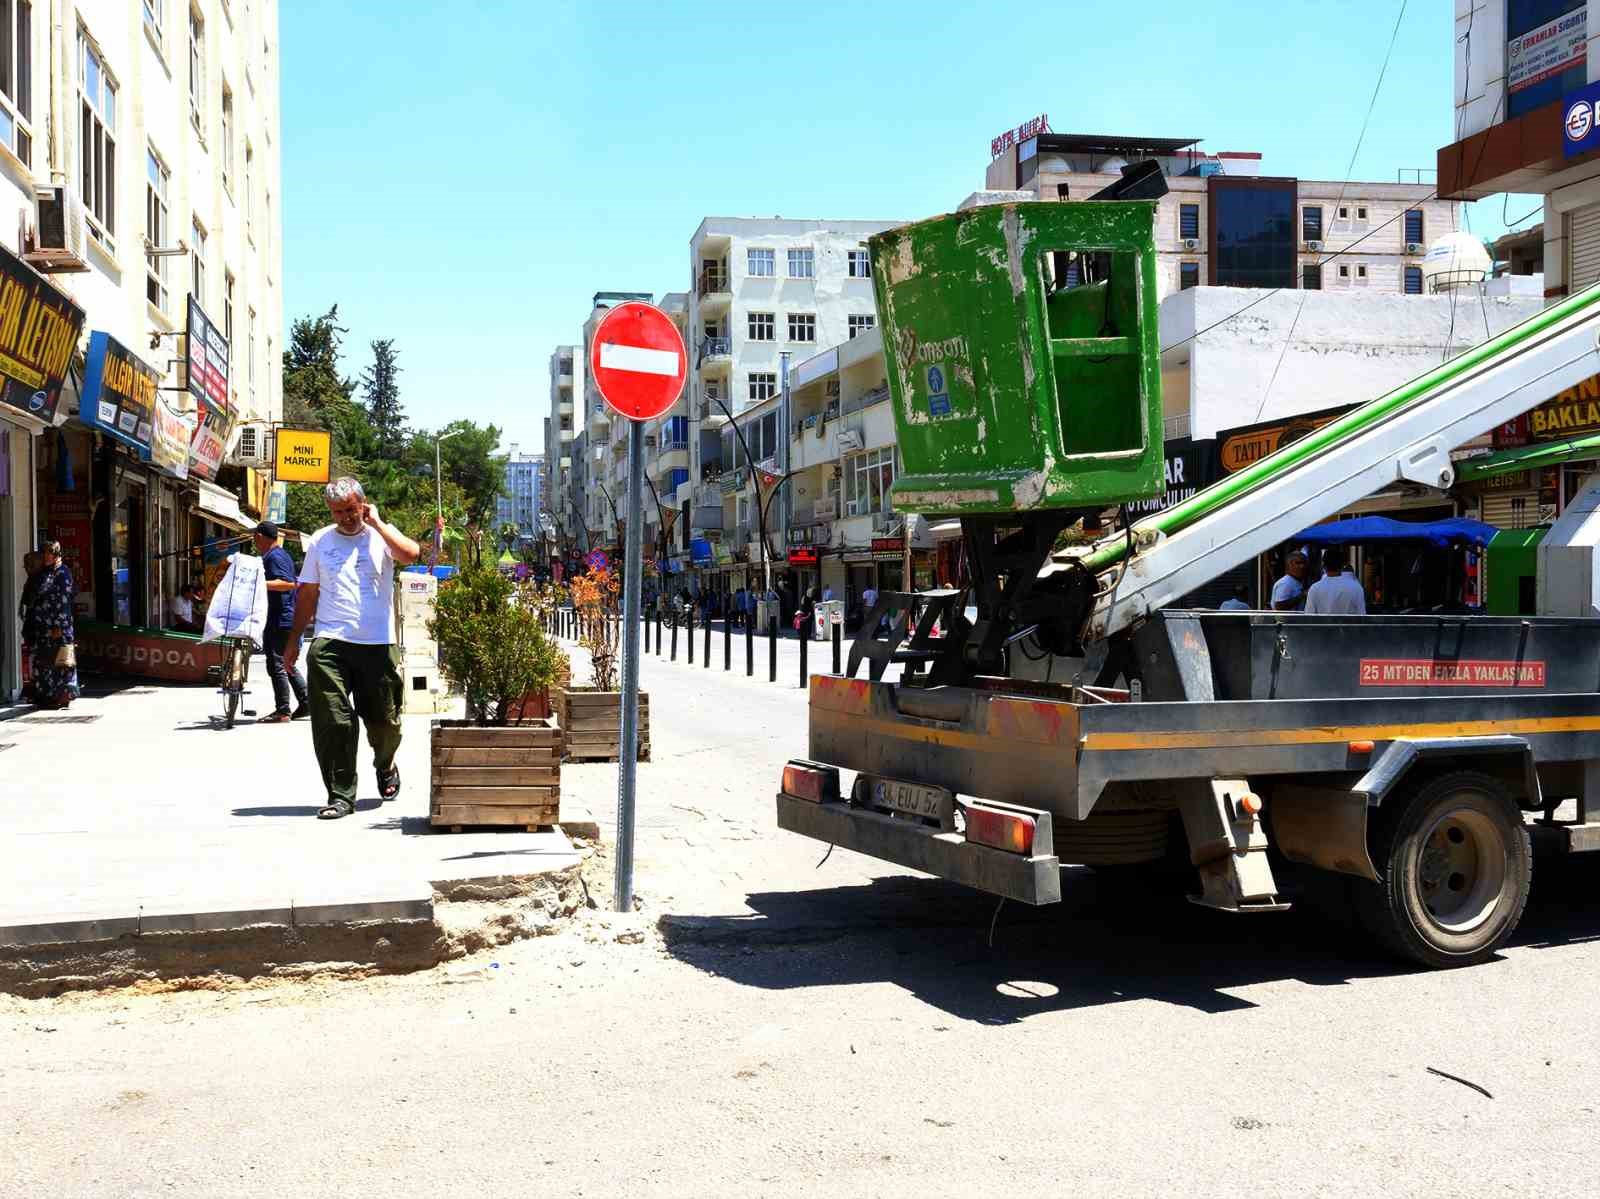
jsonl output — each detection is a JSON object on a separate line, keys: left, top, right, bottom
{"left": 6, "top": 637, "right": 1600, "bottom": 1195}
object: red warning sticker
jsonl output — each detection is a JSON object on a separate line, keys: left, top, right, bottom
{"left": 1359, "top": 659, "right": 1546, "bottom": 687}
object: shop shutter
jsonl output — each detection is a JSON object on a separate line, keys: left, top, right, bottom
{"left": 1569, "top": 204, "right": 1600, "bottom": 292}
{"left": 1480, "top": 490, "right": 1538, "bottom": 530}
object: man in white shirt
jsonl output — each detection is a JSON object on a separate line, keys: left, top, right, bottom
{"left": 1270, "top": 552, "right": 1308, "bottom": 611}
{"left": 1304, "top": 548, "right": 1367, "bottom": 616}
{"left": 283, "top": 477, "right": 421, "bottom": 820}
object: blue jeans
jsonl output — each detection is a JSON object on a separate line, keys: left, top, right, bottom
{"left": 264, "top": 625, "right": 309, "bottom": 714}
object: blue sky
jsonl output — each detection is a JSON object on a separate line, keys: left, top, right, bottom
{"left": 281, "top": 0, "right": 1533, "bottom": 454}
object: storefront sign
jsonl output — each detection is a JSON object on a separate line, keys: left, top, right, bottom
{"left": 1510, "top": 5, "right": 1586, "bottom": 95}
{"left": 1565, "top": 74, "right": 1600, "bottom": 157}
{"left": 787, "top": 547, "right": 819, "bottom": 566}
{"left": 75, "top": 621, "right": 224, "bottom": 683}
{"left": 273, "top": 426, "right": 332, "bottom": 483}
{"left": 79, "top": 331, "right": 159, "bottom": 455}
{"left": 1531, "top": 372, "right": 1600, "bottom": 438}
{"left": 871, "top": 536, "right": 904, "bottom": 554}
{"left": 1215, "top": 406, "right": 1351, "bottom": 475}
{"left": 0, "top": 242, "right": 86, "bottom": 425}
{"left": 149, "top": 399, "right": 196, "bottom": 479}
{"left": 1128, "top": 436, "right": 1217, "bottom": 514}
{"left": 187, "top": 401, "right": 232, "bottom": 480}
{"left": 185, "top": 297, "right": 230, "bottom": 413}
{"left": 1492, "top": 414, "right": 1530, "bottom": 448}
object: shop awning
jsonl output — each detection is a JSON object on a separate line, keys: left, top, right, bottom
{"left": 193, "top": 480, "right": 250, "bottom": 532}
{"left": 1292, "top": 516, "right": 1498, "bottom": 548}
{"left": 1455, "top": 434, "right": 1600, "bottom": 483}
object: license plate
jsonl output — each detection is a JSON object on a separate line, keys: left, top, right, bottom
{"left": 860, "top": 776, "right": 955, "bottom": 829}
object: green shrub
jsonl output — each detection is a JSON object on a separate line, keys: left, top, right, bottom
{"left": 429, "top": 567, "right": 562, "bottom": 725}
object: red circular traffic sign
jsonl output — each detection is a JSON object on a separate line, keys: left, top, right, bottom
{"left": 588, "top": 301, "right": 687, "bottom": 422}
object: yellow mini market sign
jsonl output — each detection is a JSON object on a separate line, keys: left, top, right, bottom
{"left": 274, "top": 427, "right": 332, "bottom": 483}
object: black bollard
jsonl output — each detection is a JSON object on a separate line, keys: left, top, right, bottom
{"left": 687, "top": 609, "right": 695, "bottom": 665}
{"left": 768, "top": 618, "right": 777, "bottom": 683}
{"left": 655, "top": 609, "right": 663, "bottom": 656}
{"left": 704, "top": 616, "right": 711, "bottom": 668}
{"left": 832, "top": 621, "right": 842, "bottom": 675}
{"left": 670, "top": 617, "right": 678, "bottom": 662}
{"left": 745, "top": 618, "right": 754, "bottom": 677}
{"left": 799, "top": 626, "right": 808, "bottom": 689}
{"left": 724, "top": 613, "right": 732, "bottom": 671}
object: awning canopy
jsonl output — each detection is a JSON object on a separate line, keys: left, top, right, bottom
{"left": 193, "top": 480, "right": 250, "bottom": 532}
{"left": 1455, "top": 434, "right": 1600, "bottom": 483}
{"left": 1292, "top": 516, "right": 1499, "bottom": 548}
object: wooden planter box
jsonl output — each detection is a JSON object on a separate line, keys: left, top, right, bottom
{"left": 561, "top": 686, "right": 650, "bottom": 763}
{"left": 430, "top": 718, "right": 562, "bottom": 831}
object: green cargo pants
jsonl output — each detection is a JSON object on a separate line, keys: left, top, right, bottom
{"left": 307, "top": 638, "right": 404, "bottom": 809}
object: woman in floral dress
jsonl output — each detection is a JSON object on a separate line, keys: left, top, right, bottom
{"left": 23, "top": 541, "right": 78, "bottom": 709}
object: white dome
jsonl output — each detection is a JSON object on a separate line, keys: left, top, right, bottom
{"left": 1421, "top": 231, "right": 1491, "bottom": 291}
{"left": 1097, "top": 156, "right": 1129, "bottom": 175}
{"left": 1037, "top": 154, "right": 1072, "bottom": 174}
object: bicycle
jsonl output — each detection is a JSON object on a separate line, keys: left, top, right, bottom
{"left": 207, "top": 634, "right": 256, "bottom": 728}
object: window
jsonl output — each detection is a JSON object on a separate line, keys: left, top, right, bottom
{"left": 220, "top": 84, "right": 233, "bottom": 190}
{"left": 1404, "top": 208, "right": 1424, "bottom": 245}
{"left": 847, "top": 249, "right": 871, "bottom": 278}
{"left": 0, "top": 0, "right": 34, "bottom": 164}
{"left": 844, "top": 447, "right": 897, "bottom": 516}
{"left": 1404, "top": 265, "right": 1423, "bottom": 294}
{"left": 1302, "top": 263, "right": 1322, "bottom": 290}
{"left": 1212, "top": 181, "right": 1296, "bottom": 289}
{"left": 1357, "top": 264, "right": 1367, "bottom": 279}
{"left": 1179, "top": 203, "right": 1199, "bottom": 240}
{"left": 1302, "top": 206, "right": 1322, "bottom": 241}
{"left": 244, "top": 140, "right": 253, "bottom": 238}
{"left": 787, "top": 247, "right": 814, "bottom": 278}
{"left": 1338, "top": 206, "right": 1349, "bottom": 219}
{"left": 1179, "top": 262, "right": 1199, "bottom": 290}
{"left": 747, "top": 311, "right": 774, "bottom": 341}
{"left": 187, "top": 5, "right": 203, "bottom": 131}
{"left": 145, "top": 148, "right": 170, "bottom": 310}
{"left": 247, "top": 307, "right": 256, "bottom": 407}
{"left": 748, "top": 372, "right": 776, "bottom": 403}
{"left": 1356, "top": 207, "right": 1367, "bottom": 221}
{"left": 668, "top": 467, "right": 688, "bottom": 493}
{"left": 747, "top": 247, "right": 774, "bottom": 277}
{"left": 78, "top": 31, "right": 116, "bottom": 245}
{"left": 787, "top": 312, "right": 815, "bottom": 342}
{"left": 848, "top": 314, "right": 875, "bottom": 338}
{"left": 1338, "top": 264, "right": 1349, "bottom": 279}
{"left": 223, "top": 271, "right": 234, "bottom": 343}
{"left": 191, "top": 219, "right": 205, "bottom": 302}
{"left": 143, "top": 0, "right": 162, "bottom": 48}
{"left": 662, "top": 415, "right": 688, "bottom": 449}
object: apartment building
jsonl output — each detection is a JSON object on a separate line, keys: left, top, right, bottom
{"left": 494, "top": 445, "right": 542, "bottom": 544}
{"left": 1, "top": 0, "right": 282, "bottom": 700}
{"left": 542, "top": 344, "right": 578, "bottom": 543}
{"left": 985, "top": 132, "right": 1455, "bottom": 297}
{"left": 676, "top": 217, "right": 898, "bottom": 582}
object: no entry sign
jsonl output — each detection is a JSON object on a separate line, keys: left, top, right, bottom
{"left": 589, "top": 301, "right": 687, "bottom": 422}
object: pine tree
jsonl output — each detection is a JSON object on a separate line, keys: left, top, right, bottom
{"left": 361, "top": 339, "right": 406, "bottom": 459}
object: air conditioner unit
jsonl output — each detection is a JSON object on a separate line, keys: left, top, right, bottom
{"left": 872, "top": 512, "right": 893, "bottom": 533}
{"left": 1305, "top": 239, "right": 1324, "bottom": 253}
{"left": 229, "top": 422, "right": 272, "bottom": 468}
{"left": 845, "top": 499, "right": 864, "bottom": 517}
{"left": 1180, "top": 237, "right": 1200, "bottom": 251}
{"left": 1405, "top": 242, "right": 1424, "bottom": 255}
{"left": 21, "top": 185, "right": 90, "bottom": 273}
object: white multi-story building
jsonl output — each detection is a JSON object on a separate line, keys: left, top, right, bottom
{"left": 1, "top": 0, "right": 281, "bottom": 700}
{"left": 543, "top": 344, "right": 578, "bottom": 543}
{"left": 495, "top": 445, "right": 542, "bottom": 543}
{"left": 677, "top": 217, "right": 899, "bottom": 581}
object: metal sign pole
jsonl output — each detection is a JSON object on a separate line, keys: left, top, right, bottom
{"left": 614, "top": 417, "right": 645, "bottom": 912}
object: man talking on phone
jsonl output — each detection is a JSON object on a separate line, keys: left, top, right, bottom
{"left": 283, "top": 476, "right": 421, "bottom": 820}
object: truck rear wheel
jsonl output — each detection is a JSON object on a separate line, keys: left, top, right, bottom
{"left": 1355, "top": 771, "right": 1530, "bottom": 969}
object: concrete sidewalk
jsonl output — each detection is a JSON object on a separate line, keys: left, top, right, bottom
{"left": 0, "top": 670, "right": 580, "bottom": 947}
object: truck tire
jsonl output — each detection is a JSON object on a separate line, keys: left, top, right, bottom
{"left": 1355, "top": 770, "right": 1531, "bottom": 969}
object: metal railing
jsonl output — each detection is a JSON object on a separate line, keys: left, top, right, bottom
{"left": 697, "top": 337, "right": 731, "bottom": 363}
{"left": 697, "top": 270, "right": 730, "bottom": 297}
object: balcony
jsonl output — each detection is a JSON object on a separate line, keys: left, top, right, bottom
{"left": 697, "top": 337, "right": 731, "bottom": 375}
{"left": 586, "top": 401, "right": 611, "bottom": 435}
{"left": 697, "top": 268, "right": 731, "bottom": 307}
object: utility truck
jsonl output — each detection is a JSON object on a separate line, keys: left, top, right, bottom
{"left": 775, "top": 183, "right": 1600, "bottom": 968}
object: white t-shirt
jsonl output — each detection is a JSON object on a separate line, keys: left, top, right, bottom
{"left": 172, "top": 593, "right": 193, "bottom": 623}
{"left": 1270, "top": 574, "right": 1304, "bottom": 609}
{"left": 1304, "top": 572, "right": 1367, "bottom": 615}
{"left": 298, "top": 524, "right": 396, "bottom": 644}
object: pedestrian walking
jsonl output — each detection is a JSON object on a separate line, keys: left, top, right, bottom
{"left": 1304, "top": 548, "right": 1367, "bottom": 615}
{"left": 23, "top": 542, "right": 78, "bottom": 709}
{"left": 796, "top": 587, "right": 817, "bottom": 640}
{"left": 253, "top": 520, "right": 310, "bottom": 724}
{"left": 283, "top": 477, "right": 422, "bottom": 820}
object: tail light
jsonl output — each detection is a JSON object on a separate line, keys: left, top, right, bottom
{"left": 782, "top": 760, "right": 840, "bottom": 803}
{"left": 963, "top": 803, "right": 1036, "bottom": 854}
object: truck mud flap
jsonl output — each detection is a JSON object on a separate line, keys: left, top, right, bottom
{"left": 775, "top": 794, "right": 1062, "bottom": 906}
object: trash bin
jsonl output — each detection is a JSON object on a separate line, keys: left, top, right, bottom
{"left": 813, "top": 599, "right": 844, "bottom": 640}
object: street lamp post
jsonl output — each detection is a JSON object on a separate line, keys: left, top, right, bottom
{"left": 434, "top": 427, "right": 466, "bottom": 522}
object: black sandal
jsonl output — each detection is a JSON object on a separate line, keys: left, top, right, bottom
{"left": 378, "top": 767, "right": 401, "bottom": 801}
{"left": 317, "top": 801, "right": 353, "bottom": 820}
